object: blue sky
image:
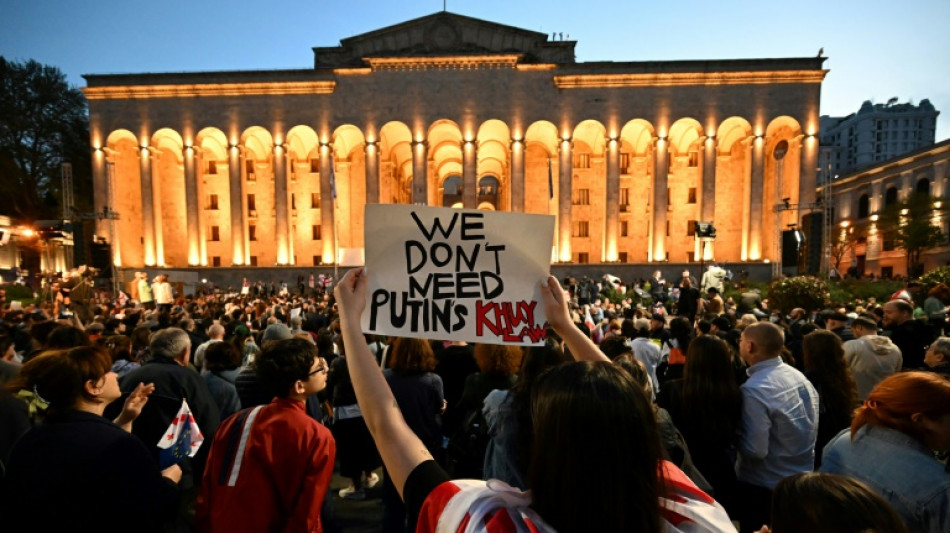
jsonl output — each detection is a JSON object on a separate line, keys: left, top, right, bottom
{"left": 2, "top": 0, "right": 948, "bottom": 138}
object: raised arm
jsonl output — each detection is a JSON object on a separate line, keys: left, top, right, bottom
{"left": 334, "top": 268, "right": 433, "bottom": 499}
{"left": 539, "top": 275, "right": 609, "bottom": 363}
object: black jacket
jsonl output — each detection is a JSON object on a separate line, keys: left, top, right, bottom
{"left": 0, "top": 410, "right": 179, "bottom": 533}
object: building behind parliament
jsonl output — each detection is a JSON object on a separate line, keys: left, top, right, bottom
{"left": 83, "top": 12, "right": 826, "bottom": 272}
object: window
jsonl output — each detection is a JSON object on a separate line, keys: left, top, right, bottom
{"left": 686, "top": 252, "right": 695, "bottom": 262}
{"left": 207, "top": 161, "right": 217, "bottom": 175}
{"left": 247, "top": 194, "right": 256, "bottom": 212}
{"left": 249, "top": 256, "right": 258, "bottom": 267}
{"left": 667, "top": 220, "right": 670, "bottom": 237}
{"left": 573, "top": 221, "right": 589, "bottom": 237}
{"left": 620, "top": 188, "right": 630, "bottom": 206}
{"left": 618, "top": 252, "right": 628, "bottom": 262}
{"left": 245, "top": 160, "right": 256, "bottom": 181}
{"left": 621, "top": 221, "right": 628, "bottom": 237}
{"left": 574, "top": 189, "right": 590, "bottom": 205}
{"left": 688, "top": 151, "right": 699, "bottom": 167}
{"left": 310, "top": 159, "right": 319, "bottom": 173}
{"left": 687, "top": 188, "right": 697, "bottom": 204}
{"left": 858, "top": 194, "right": 870, "bottom": 218}
{"left": 884, "top": 187, "right": 899, "bottom": 207}
{"left": 291, "top": 194, "right": 296, "bottom": 210}
{"left": 881, "top": 266, "right": 893, "bottom": 278}
{"left": 210, "top": 226, "right": 220, "bottom": 241}
{"left": 883, "top": 232, "right": 895, "bottom": 251}
{"left": 576, "top": 252, "right": 589, "bottom": 264}
{"left": 312, "top": 225, "right": 321, "bottom": 240}
{"left": 311, "top": 193, "right": 320, "bottom": 208}
{"left": 575, "top": 153, "right": 591, "bottom": 169}
{"left": 620, "top": 153, "right": 630, "bottom": 171}
{"left": 248, "top": 225, "right": 257, "bottom": 241}
{"left": 212, "top": 256, "right": 221, "bottom": 267}
{"left": 208, "top": 194, "right": 219, "bottom": 210}
{"left": 313, "top": 255, "right": 322, "bottom": 265}
{"left": 687, "top": 220, "right": 697, "bottom": 237}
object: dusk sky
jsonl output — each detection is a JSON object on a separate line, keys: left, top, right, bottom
{"left": 3, "top": 0, "right": 948, "bottom": 139}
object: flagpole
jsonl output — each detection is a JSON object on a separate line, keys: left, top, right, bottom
{"left": 331, "top": 155, "right": 339, "bottom": 282}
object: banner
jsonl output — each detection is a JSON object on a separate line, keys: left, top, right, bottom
{"left": 363, "top": 204, "right": 555, "bottom": 346}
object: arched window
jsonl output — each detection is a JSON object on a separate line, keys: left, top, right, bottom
{"left": 442, "top": 175, "right": 463, "bottom": 208}
{"left": 477, "top": 175, "right": 500, "bottom": 210}
{"left": 885, "top": 187, "right": 899, "bottom": 207}
{"left": 916, "top": 178, "right": 931, "bottom": 196}
{"left": 858, "top": 194, "right": 870, "bottom": 218}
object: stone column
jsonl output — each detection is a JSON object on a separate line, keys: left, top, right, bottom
{"left": 557, "top": 139, "right": 573, "bottom": 262}
{"left": 652, "top": 137, "right": 669, "bottom": 261}
{"left": 138, "top": 147, "right": 156, "bottom": 266}
{"left": 228, "top": 145, "right": 245, "bottom": 265}
{"left": 319, "top": 144, "right": 336, "bottom": 263}
{"left": 183, "top": 146, "right": 200, "bottom": 266}
{"left": 605, "top": 137, "right": 620, "bottom": 262}
{"left": 701, "top": 136, "right": 717, "bottom": 260}
{"left": 799, "top": 134, "right": 818, "bottom": 209}
{"left": 92, "top": 147, "right": 108, "bottom": 247}
{"left": 462, "top": 140, "right": 477, "bottom": 209}
{"left": 749, "top": 136, "right": 765, "bottom": 260}
{"left": 509, "top": 139, "right": 525, "bottom": 213}
{"left": 412, "top": 140, "right": 428, "bottom": 205}
{"left": 273, "top": 143, "right": 290, "bottom": 265}
{"left": 365, "top": 141, "right": 380, "bottom": 204}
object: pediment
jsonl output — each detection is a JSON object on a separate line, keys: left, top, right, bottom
{"left": 313, "top": 12, "right": 575, "bottom": 68}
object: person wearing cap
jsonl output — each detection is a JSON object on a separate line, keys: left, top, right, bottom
{"left": 648, "top": 312, "right": 670, "bottom": 346}
{"left": 823, "top": 309, "right": 855, "bottom": 342}
{"left": 843, "top": 316, "right": 902, "bottom": 402}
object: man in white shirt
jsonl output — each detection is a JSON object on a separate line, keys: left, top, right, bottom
{"left": 736, "top": 322, "right": 818, "bottom": 532}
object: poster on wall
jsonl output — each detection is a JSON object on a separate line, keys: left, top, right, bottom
{"left": 362, "top": 204, "right": 555, "bottom": 346}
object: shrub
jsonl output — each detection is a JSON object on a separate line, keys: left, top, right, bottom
{"left": 767, "top": 276, "right": 830, "bottom": 315}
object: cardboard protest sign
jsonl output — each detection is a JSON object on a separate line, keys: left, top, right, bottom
{"left": 363, "top": 204, "right": 555, "bottom": 346}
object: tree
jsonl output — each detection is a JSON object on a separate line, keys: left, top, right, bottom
{"left": 0, "top": 57, "right": 91, "bottom": 222}
{"left": 879, "top": 193, "right": 945, "bottom": 278}
{"left": 829, "top": 225, "right": 863, "bottom": 273}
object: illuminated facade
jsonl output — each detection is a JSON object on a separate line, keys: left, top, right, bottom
{"left": 83, "top": 12, "right": 826, "bottom": 269}
{"left": 826, "top": 138, "right": 950, "bottom": 277}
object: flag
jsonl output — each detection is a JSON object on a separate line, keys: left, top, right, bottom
{"left": 584, "top": 307, "right": 596, "bottom": 332}
{"left": 157, "top": 399, "right": 205, "bottom": 469}
{"left": 547, "top": 157, "right": 554, "bottom": 200}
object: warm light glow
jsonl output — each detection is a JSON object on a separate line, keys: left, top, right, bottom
{"left": 763, "top": 259, "right": 770, "bottom": 264}
{"left": 21, "top": 229, "right": 35, "bottom": 237}
{"left": 840, "top": 220, "right": 850, "bottom": 228}
{"left": 901, "top": 208, "right": 909, "bottom": 215}
{"left": 365, "top": 55, "right": 521, "bottom": 70}
{"left": 870, "top": 214, "right": 879, "bottom": 222}
{"left": 935, "top": 201, "right": 943, "bottom": 209}
{"left": 83, "top": 81, "right": 336, "bottom": 100}
{"left": 552, "top": 70, "right": 828, "bottom": 89}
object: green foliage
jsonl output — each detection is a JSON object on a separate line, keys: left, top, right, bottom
{"left": 1, "top": 283, "right": 35, "bottom": 301}
{"left": 918, "top": 266, "right": 950, "bottom": 303}
{"left": 879, "top": 193, "right": 945, "bottom": 276}
{"left": 828, "top": 278, "right": 904, "bottom": 306}
{"left": 0, "top": 57, "right": 92, "bottom": 222}
{"left": 767, "top": 276, "right": 830, "bottom": 314}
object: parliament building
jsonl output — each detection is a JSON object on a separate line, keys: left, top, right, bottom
{"left": 83, "top": 12, "right": 826, "bottom": 272}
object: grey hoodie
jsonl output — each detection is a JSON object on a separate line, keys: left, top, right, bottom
{"left": 843, "top": 335, "right": 903, "bottom": 401}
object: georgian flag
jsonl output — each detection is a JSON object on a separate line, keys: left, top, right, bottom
{"left": 157, "top": 399, "right": 204, "bottom": 469}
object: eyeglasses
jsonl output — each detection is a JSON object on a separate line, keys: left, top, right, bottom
{"left": 307, "top": 366, "right": 328, "bottom": 377}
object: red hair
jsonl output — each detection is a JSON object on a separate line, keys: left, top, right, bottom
{"left": 852, "top": 371, "right": 950, "bottom": 442}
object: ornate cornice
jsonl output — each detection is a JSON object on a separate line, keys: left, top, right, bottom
{"left": 553, "top": 70, "right": 828, "bottom": 89}
{"left": 363, "top": 54, "right": 521, "bottom": 71}
{"left": 83, "top": 81, "right": 337, "bottom": 100}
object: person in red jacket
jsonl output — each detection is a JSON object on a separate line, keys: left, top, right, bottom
{"left": 196, "top": 338, "right": 336, "bottom": 533}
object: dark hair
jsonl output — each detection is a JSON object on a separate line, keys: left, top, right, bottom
{"left": 530, "top": 362, "right": 662, "bottom": 532}
{"left": 45, "top": 325, "right": 92, "bottom": 350}
{"left": 681, "top": 335, "right": 742, "bottom": 446}
{"left": 598, "top": 336, "right": 632, "bottom": 360}
{"left": 29, "top": 321, "right": 57, "bottom": 347}
{"left": 255, "top": 338, "right": 318, "bottom": 399}
{"left": 803, "top": 330, "right": 857, "bottom": 424}
{"left": 10, "top": 346, "right": 112, "bottom": 414}
{"left": 669, "top": 316, "right": 693, "bottom": 351}
{"left": 130, "top": 326, "right": 151, "bottom": 352}
{"left": 613, "top": 354, "right": 653, "bottom": 399}
{"left": 474, "top": 343, "right": 523, "bottom": 378}
{"left": 696, "top": 319, "right": 711, "bottom": 334}
{"left": 104, "top": 335, "right": 132, "bottom": 364}
{"left": 387, "top": 337, "right": 437, "bottom": 373}
{"left": 204, "top": 341, "right": 241, "bottom": 372}
{"left": 711, "top": 316, "right": 731, "bottom": 331}
{"left": 770, "top": 472, "right": 908, "bottom": 533}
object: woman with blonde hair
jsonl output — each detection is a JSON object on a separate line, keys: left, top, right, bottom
{"left": 820, "top": 371, "right": 950, "bottom": 533}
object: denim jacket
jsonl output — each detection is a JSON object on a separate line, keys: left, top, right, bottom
{"left": 481, "top": 389, "right": 527, "bottom": 490}
{"left": 821, "top": 425, "right": 950, "bottom": 533}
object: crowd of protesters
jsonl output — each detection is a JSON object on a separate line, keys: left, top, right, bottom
{"left": 0, "top": 263, "right": 947, "bottom": 533}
